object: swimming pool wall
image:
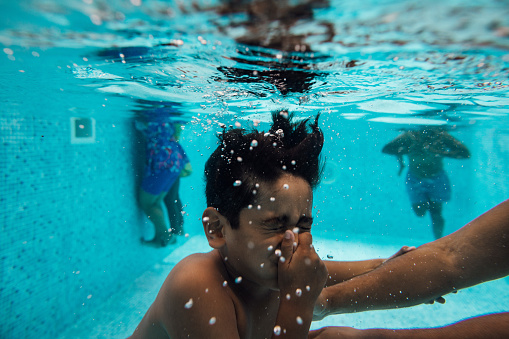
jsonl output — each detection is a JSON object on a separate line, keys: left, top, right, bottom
{"left": 0, "top": 111, "right": 206, "bottom": 338}
{"left": 1, "top": 111, "right": 508, "bottom": 338}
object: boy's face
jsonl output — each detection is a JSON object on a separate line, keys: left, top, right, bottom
{"left": 221, "top": 173, "right": 314, "bottom": 291}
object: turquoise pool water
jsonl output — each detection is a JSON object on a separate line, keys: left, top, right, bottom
{"left": 1, "top": 0, "right": 508, "bottom": 338}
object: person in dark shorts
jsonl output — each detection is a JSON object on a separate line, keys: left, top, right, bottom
{"left": 136, "top": 114, "right": 192, "bottom": 247}
{"left": 382, "top": 127, "right": 470, "bottom": 239}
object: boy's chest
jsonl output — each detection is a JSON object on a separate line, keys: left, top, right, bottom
{"left": 235, "top": 293, "right": 280, "bottom": 339}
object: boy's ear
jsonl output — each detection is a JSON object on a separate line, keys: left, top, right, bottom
{"left": 202, "top": 207, "right": 228, "bottom": 249}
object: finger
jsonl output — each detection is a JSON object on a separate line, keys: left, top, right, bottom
{"left": 386, "top": 246, "right": 416, "bottom": 261}
{"left": 291, "top": 227, "right": 299, "bottom": 251}
{"left": 436, "top": 297, "right": 446, "bottom": 304}
{"left": 280, "top": 230, "right": 295, "bottom": 264}
{"left": 298, "top": 231, "right": 313, "bottom": 252}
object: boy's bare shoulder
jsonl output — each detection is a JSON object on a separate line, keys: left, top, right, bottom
{"left": 168, "top": 251, "right": 226, "bottom": 285}
{"left": 154, "top": 251, "right": 232, "bottom": 311}
{"left": 151, "top": 251, "right": 237, "bottom": 337}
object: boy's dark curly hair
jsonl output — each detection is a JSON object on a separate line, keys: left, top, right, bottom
{"left": 204, "top": 110, "right": 324, "bottom": 228}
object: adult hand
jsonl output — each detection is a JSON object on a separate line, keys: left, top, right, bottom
{"left": 384, "top": 245, "right": 416, "bottom": 262}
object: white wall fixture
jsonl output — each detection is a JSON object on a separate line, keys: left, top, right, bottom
{"left": 70, "top": 117, "right": 96, "bottom": 144}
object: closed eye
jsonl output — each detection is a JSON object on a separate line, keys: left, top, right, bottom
{"left": 262, "top": 216, "right": 313, "bottom": 232}
{"left": 297, "top": 216, "right": 313, "bottom": 232}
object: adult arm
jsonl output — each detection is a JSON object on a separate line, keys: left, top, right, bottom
{"left": 323, "top": 246, "right": 415, "bottom": 287}
{"left": 315, "top": 199, "right": 509, "bottom": 318}
{"left": 430, "top": 131, "right": 470, "bottom": 159}
{"left": 381, "top": 132, "right": 412, "bottom": 155}
{"left": 309, "top": 312, "right": 509, "bottom": 339}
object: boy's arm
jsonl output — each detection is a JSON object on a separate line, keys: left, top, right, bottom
{"left": 309, "top": 312, "right": 509, "bottom": 339}
{"left": 315, "top": 199, "right": 509, "bottom": 319}
{"left": 276, "top": 231, "right": 328, "bottom": 339}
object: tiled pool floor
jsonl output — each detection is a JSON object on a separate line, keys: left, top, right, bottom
{"left": 58, "top": 236, "right": 509, "bottom": 338}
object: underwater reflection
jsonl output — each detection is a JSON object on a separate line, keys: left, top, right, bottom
{"left": 211, "top": 0, "right": 338, "bottom": 95}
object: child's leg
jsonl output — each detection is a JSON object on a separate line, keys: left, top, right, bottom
{"left": 139, "top": 189, "right": 172, "bottom": 245}
{"left": 165, "top": 178, "right": 184, "bottom": 235}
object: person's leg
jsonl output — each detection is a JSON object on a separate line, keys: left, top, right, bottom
{"left": 406, "top": 171, "right": 428, "bottom": 217}
{"left": 140, "top": 168, "right": 181, "bottom": 246}
{"left": 164, "top": 177, "right": 184, "bottom": 236}
{"left": 411, "top": 202, "right": 428, "bottom": 217}
{"left": 139, "top": 189, "right": 174, "bottom": 246}
{"left": 429, "top": 201, "right": 444, "bottom": 239}
{"left": 427, "top": 171, "right": 450, "bottom": 239}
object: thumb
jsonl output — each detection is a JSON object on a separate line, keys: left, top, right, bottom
{"left": 280, "top": 230, "right": 295, "bottom": 264}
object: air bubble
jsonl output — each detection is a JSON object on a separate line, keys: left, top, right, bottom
{"left": 274, "top": 325, "right": 281, "bottom": 336}
{"left": 275, "top": 249, "right": 282, "bottom": 257}
{"left": 270, "top": 197, "right": 275, "bottom": 202}
{"left": 235, "top": 276, "right": 243, "bottom": 284}
{"left": 233, "top": 180, "right": 242, "bottom": 187}
{"left": 267, "top": 245, "right": 274, "bottom": 251}
{"left": 185, "top": 298, "right": 193, "bottom": 309}
{"left": 296, "top": 316, "right": 303, "bottom": 325}
{"left": 295, "top": 288, "right": 302, "bottom": 297}
{"left": 283, "top": 184, "right": 289, "bottom": 190}
{"left": 251, "top": 140, "right": 258, "bottom": 147}
{"left": 209, "top": 317, "right": 216, "bottom": 325}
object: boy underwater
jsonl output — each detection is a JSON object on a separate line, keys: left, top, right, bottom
{"left": 129, "top": 110, "right": 398, "bottom": 338}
